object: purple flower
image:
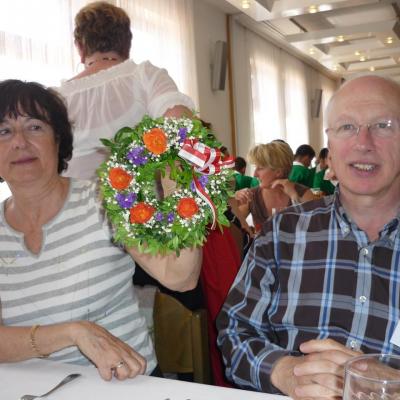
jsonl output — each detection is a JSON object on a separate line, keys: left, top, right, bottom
{"left": 190, "top": 175, "right": 208, "bottom": 192}
{"left": 167, "top": 212, "right": 175, "bottom": 223}
{"left": 115, "top": 192, "right": 137, "bottom": 208}
{"left": 178, "top": 127, "right": 187, "bottom": 142}
{"left": 155, "top": 212, "right": 164, "bottom": 222}
{"left": 127, "top": 147, "right": 148, "bottom": 166}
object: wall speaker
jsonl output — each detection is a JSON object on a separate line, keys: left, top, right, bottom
{"left": 211, "top": 40, "right": 227, "bottom": 91}
{"left": 311, "top": 88, "right": 323, "bottom": 118}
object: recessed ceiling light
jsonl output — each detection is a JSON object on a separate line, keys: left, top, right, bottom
{"left": 369, "top": 66, "right": 375, "bottom": 72}
{"left": 336, "top": 35, "right": 345, "bottom": 42}
{"left": 359, "top": 56, "right": 366, "bottom": 62}
{"left": 309, "top": 48, "right": 315, "bottom": 55}
{"left": 354, "top": 51, "right": 361, "bottom": 56}
{"left": 241, "top": 0, "right": 250, "bottom": 9}
{"left": 308, "top": 5, "right": 318, "bottom": 13}
{"left": 385, "top": 36, "right": 393, "bottom": 44}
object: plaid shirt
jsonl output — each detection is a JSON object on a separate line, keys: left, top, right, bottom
{"left": 217, "top": 191, "right": 400, "bottom": 393}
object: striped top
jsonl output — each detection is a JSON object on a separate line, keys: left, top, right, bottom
{"left": 217, "top": 191, "right": 400, "bottom": 393}
{"left": 0, "top": 179, "right": 156, "bottom": 373}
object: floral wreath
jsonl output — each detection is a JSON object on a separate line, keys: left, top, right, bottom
{"left": 98, "top": 115, "right": 235, "bottom": 255}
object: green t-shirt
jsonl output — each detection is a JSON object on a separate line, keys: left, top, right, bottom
{"left": 234, "top": 173, "right": 259, "bottom": 190}
{"left": 288, "top": 164, "right": 314, "bottom": 188}
{"left": 313, "top": 168, "right": 335, "bottom": 195}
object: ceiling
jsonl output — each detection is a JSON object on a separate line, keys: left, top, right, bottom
{"left": 206, "top": 0, "right": 400, "bottom": 82}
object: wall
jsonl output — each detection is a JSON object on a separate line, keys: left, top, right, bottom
{"left": 192, "top": 1, "right": 233, "bottom": 154}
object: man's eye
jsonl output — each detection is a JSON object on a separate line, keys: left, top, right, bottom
{"left": 340, "top": 124, "right": 355, "bottom": 131}
{"left": 0, "top": 128, "right": 10, "bottom": 136}
{"left": 376, "top": 121, "right": 391, "bottom": 129}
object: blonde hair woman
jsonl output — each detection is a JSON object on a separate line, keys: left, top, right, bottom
{"left": 234, "top": 141, "right": 314, "bottom": 233}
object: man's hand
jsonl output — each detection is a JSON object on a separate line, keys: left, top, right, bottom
{"left": 271, "top": 339, "right": 361, "bottom": 399}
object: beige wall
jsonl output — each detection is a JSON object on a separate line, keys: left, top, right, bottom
{"left": 192, "top": 0, "right": 233, "bottom": 154}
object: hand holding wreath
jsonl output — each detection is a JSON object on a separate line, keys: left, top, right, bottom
{"left": 98, "top": 116, "right": 234, "bottom": 255}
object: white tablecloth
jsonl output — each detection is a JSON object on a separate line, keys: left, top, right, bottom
{"left": 0, "top": 359, "right": 288, "bottom": 400}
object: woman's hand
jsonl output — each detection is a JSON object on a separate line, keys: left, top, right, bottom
{"left": 271, "top": 179, "right": 299, "bottom": 202}
{"left": 234, "top": 188, "right": 253, "bottom": 206}
{"left": 71, "top": 321, "right": 146, "bottom": 381}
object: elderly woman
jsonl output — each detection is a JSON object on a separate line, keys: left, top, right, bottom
{"left": 56, "top": 1, "right": 193, "bottom": 179}
{"left": 234, "top": 141, "right": 314, "bottom": 233}
{"left": 0, "top": 80, "right": 201, "bottom": 380}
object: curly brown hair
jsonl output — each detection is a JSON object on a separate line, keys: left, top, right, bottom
{"left": 74, "top": 1, "right": 132, "bottom": 59}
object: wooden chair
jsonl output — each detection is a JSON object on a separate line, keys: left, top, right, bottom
{"left": 152, "top": 291, "right": 211, "bottom": 384}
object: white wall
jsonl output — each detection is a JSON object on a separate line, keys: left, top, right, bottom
{"left": 192, "top": 1, "right": 233, "bottom": 154}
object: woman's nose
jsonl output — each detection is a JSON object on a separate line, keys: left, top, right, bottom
{"left": 10, "top": 130, "right": 29, "bottom": 149}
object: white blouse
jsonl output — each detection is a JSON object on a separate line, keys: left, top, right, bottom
{"left": 56, "top": 60, "right": 194, "bottom": 179}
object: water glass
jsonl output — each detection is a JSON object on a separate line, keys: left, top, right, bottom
{"left": 344, "top": 354, "right": 400, "bottom": 400}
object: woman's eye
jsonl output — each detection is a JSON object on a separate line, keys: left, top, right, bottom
{"left": 0, "top": 128, "right": 10, "bottom": 136}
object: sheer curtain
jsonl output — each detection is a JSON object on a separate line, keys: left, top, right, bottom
{"left": 244, "top": 29, "right": 310, "bottom": 149}
{"left": 0, "top": 0, "right": 197, "bottom": 101}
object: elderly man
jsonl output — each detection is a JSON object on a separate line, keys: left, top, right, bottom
{"left": 217, "top": 75, "right": 400, "bottom": 399}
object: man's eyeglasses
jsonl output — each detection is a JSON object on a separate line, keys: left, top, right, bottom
{"left": 325, "top": 119, "right": 399, "bottom": 138}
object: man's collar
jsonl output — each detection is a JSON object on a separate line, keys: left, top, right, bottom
{"left": 293, "top": 161, "right": 305, "bottom": 167}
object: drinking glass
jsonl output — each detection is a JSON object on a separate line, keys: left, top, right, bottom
{"left": 344, "top": 354, "right": 400, "bottom": 400}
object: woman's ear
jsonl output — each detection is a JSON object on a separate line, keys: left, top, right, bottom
{"left": 75, "top": 40, "right": 86, "bottom": 64}
{"left": 275, "top": 169, "right": 284, "bottom": 179}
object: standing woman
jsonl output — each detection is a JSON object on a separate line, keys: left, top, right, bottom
{"left": 56, "top": 1, "right": 194, "bottom": 179}
{"left": 0, "top": 80, "right": 201, "bottom": 380}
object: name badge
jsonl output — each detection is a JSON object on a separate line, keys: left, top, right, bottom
{"left": 390, "top": 321, "right": 400, "bottom": 348}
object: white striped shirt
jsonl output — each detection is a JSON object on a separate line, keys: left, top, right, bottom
{"left": 0, "top": 179, "right": 156, "bottom": 372}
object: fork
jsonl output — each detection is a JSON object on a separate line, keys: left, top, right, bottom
{"left": 20, "top": 373, "right": 81, "bottom": 400}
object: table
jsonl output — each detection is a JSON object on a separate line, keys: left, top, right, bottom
{"left": 0, "top": 359, "right": 288, "bottom": 400}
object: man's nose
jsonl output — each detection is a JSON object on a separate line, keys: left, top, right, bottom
{"left": 354, "top": 124, "right": 374, "bottom": 150}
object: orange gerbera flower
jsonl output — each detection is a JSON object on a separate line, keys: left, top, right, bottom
{"left": 177, "top": 197, "right": 199, "bottom": 219}
{"left": 109, "top": 167, "right": 133, "bottom": 190}
{"left": 130, "top": 202, "right": 155, "bottom": 224}
{"left": 143, "top": 128, "right": 167, "bottom": 155}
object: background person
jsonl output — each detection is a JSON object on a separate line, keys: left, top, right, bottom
{"left": 0, "top": 79, "right": 201, "bottom": 381}
{"left": 217, "top": 75, "right": 400, "bottom": 398}
{"left": 233, "top": 156, "right": 259, "bottom": 191}
{"left": 288, "top": 144, "right": 316, "bottom": 187}
{"left": 56, "top": 1, "right": 193, "bottom": 180}
{"left": 233, "top": 141, "right": 314, "bottom": 233}
{"left": 312, "top": 147, "right": 335, "bottom": 195}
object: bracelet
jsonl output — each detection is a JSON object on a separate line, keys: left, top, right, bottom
{"left": 29, "top": 324, "right": 48, "bottom": 358}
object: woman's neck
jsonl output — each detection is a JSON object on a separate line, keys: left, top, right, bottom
{"left": 84, "top": 52, "right": 124, "bottom": 68}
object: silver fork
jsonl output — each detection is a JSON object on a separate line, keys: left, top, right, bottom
{"left": 20, "top": 373, "right": 81, "bottom": 400}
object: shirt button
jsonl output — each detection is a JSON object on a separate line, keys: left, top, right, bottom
{"left": 343, "top": 227, "right": 349, "bottom": 234}
{"left": 350, "top": 340, "right": 357, "bottom": 349}
{"left": 360, "top": 247, "right": 369, "bottom": 256}
{"left": 359, "top": 295, "right": 367, "bottom": 303}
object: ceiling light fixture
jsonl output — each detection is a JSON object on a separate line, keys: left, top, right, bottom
{"left": 369, "top": 66, "right": 375, "bottom": 72}
{"left": 336, "top": 35, "right": 345, "bottom": 42}
{"left": 308, "top": 5, "right": 318, "bottom": 13}
{"left": 309, "top": 48, "right": 315, "bottom": 55}
{"left": 359, "top": 56, "right": 366, "bottom": 62}
{"left": 241, "top": 0, "right": 250, "bottom": 9}
{"left": 354, "top": 51, "right": 361, "bottom": 56}
{"left": 332, "top": 65, "right": 338, "bottom": 71}
{"left": 385, "top": 36, "right": 393, "bottom": 44}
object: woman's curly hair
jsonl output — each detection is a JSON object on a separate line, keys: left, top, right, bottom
{"left": 74, "top": 1, "right": 132, "bottom": 59}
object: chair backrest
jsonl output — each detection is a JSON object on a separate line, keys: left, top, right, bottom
{"left": 152, "top": 291, "right": 211, "bottom": 384}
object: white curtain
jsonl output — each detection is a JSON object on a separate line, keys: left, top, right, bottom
{"left": 231, "top": 19, "right": 337, "bottom": 158}
{"left": 245, "top": 29, "right": 309, "bottom": 149}
{"left": 0, "top": 0, "right": 198, "bottom": 102}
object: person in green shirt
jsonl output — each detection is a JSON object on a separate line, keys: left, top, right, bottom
{"left": 288, "top": 144, "right": 315, "bottom": 187}
{"left": 313, "top": 147, "right": 336, "bottom": 195}
{"left": 234, "top": 156, "right": 259, "bottom": 190}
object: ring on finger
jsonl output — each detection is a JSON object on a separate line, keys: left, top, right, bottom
{"left": 112, "top": 360, "right": 125, "bottom": 370}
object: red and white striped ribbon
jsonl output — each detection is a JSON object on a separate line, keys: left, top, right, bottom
{"left": 178, "top": 139, "right": 234, "bottom": 229}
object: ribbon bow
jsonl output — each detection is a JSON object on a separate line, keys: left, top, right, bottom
{"left": 178, "top": 139, "right": 234, "bottom": 229}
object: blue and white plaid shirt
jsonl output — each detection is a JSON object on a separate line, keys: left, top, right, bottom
{"left": 217, "top": 191, "right": 400, "bottom": 393}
